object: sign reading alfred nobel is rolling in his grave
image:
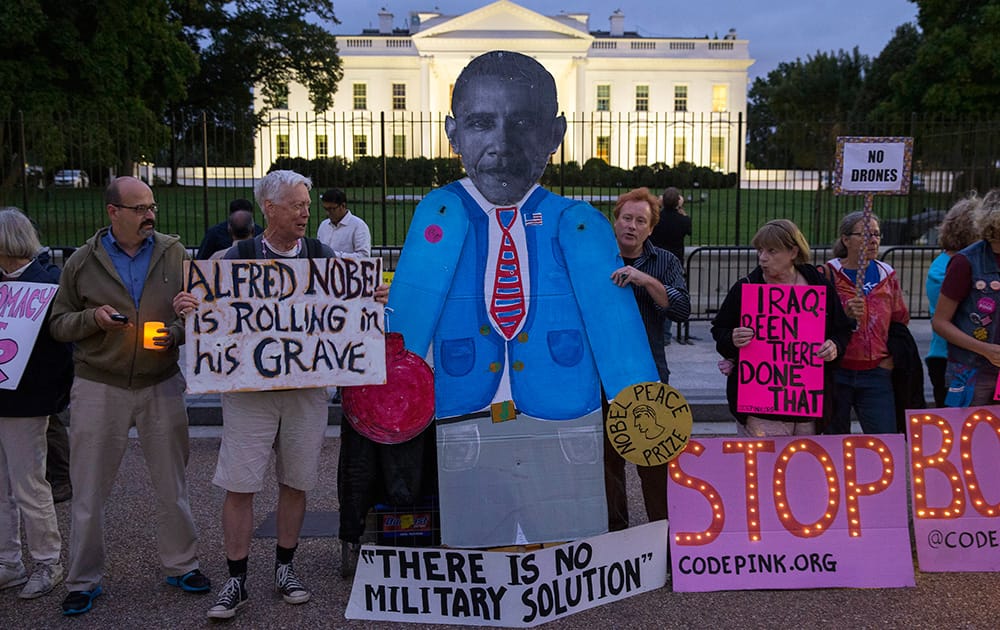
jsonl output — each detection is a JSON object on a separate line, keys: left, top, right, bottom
{"left": 183, "top": 258, "right": 386, "bottom": 393}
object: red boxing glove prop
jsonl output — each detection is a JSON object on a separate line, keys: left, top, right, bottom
{"left": 341, "top": 332, "right": 435, "bottom": 444}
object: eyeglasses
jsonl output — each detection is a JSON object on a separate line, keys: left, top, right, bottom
{"left": 112, "top": 203, "right": 158, "bottom": 215}
{"left": 849, "top": 231, "right": 882, "bottom": 239}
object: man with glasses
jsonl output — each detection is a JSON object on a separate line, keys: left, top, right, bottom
{"left": 195, "top": 170, "right": 388, "bottom": 620}
{"left": 317, "top": 188, "right": 371, "bottom": 257}
{"left": 50, "top": 176, "right": 210, "bottom": 616}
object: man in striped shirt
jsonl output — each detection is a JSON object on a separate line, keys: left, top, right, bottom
{"left": 606, "top": 186, "right": 691, "bottom": 530}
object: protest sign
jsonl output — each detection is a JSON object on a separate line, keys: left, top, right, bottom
{"left": 0, "top": 281, "right": 59, "bottom": 390}
{"left": 834, "top": 136, "right": 913, "bottom": 195}
{"left": 607, "top": 382, "right": 693, "bottom": 466}
{"left": 345, "top": 521, "right": 668, "bottom": 626}
{"left": 183, "top": 257, "right": 386, "bottom": 394}
{"left": 737, "top": 283, "right": 826, "bottom": 417}
{"left": 668, "top": 435, "right": 914, "bottom": 592}
{"left": 908, "top": 406, "right": 1000, "bottom": 572}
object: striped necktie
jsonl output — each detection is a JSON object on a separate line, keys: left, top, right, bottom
{"left": 490, "top": 207, "right": 525, "bottom": 339}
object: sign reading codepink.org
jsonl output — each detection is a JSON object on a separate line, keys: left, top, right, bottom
{"left": 908, "top": 406, "right": 1000, "bottom": 572}
{"left": 737, "top": 283, "right": 826, "bottom": 418}
{"left": 668, "top": 435, "right": 914, "bottom": 592}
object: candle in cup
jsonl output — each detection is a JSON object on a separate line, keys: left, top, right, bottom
{"left": 144, "top": 321, "right": 166, "bottom": 350}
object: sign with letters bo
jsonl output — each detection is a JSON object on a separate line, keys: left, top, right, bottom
{"left": 737, "top": 284, "right": 826, "bottom": 418}
{"left": 0, "top": 281, "right": 59, "bottom": 390}
{"left": 907, "top": 406, "right": 1000, "bottom": 572}
{"left": 183, "top": 258, "right": 386, "bottom": 393}
{"left": 345, "top": 520, "right": 668, "bottom": 627}
{"left": 668, "top": 435, "right": 914, "bottom": 592}
{"left": 834, "top": 136, "right": 913, "bottom": 195}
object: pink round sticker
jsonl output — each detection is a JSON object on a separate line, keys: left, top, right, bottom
{"left": 976, "top": 280, "right": 987, "bottom": 290}
{"left": 992, "top": 281, "right": 1000, "bottom": 291}
{"left": 424, "top": 224, "right": 443, "bottom": 243}
{"left": 978, "top": 297, "right": 996, "bottom": 314}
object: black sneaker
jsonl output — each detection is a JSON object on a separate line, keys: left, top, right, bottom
{"left": 206, "top": 577, "right": 247, "bottom": 620}
{"left": 274, "top": 562, "right": 310, "bottom": 604}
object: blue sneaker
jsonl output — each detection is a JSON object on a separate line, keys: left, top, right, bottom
{"left": 166, "top": 568, "right": 211, "bottom": 593}
{"left": 61, "top": 586, "right": 102, "bottom": 616}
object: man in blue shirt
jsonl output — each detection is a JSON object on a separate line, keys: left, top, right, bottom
{"left": 50, "top": 176, "right": 209, "bottom": 615}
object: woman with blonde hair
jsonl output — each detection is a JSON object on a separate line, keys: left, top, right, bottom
{"left": 712, "top": 219, "right": 853, "bottom": 436}
{"left": 925, "top": 196, "right": 982, "bottom": 406}
{"left": 933, "top": 189, "right": 1000, "bottom": 406}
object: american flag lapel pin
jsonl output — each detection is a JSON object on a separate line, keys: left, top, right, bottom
{"left": 524, "top": 212, "right": 543, "bottom": 226}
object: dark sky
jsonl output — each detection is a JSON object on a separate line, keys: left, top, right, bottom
{"left": 329, "top": 0, "right": 919, "bottom": 81}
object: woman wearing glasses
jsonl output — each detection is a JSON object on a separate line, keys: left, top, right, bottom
{"left": 825, "top": 211, "right": 910, "bottom": 434}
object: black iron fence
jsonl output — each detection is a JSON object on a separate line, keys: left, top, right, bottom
{"left": 3, "top": 110, "right": 999, "bottom": 320}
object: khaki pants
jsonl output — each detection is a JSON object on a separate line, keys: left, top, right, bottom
{"left": 65, "top": 374, "right": 199, "bottom": 591}
{"left": 0, "top": 416, "right": 61, "bottom": 566}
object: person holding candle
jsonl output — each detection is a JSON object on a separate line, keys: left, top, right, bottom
{"left": 49, "top": 176, "right": 210, "bottom": 616}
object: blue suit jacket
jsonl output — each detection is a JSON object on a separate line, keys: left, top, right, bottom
{"left": 388, "top": 182, "right": 658, "bottom": 419}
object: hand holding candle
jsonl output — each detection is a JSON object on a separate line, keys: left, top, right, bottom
{"left": 143, "top": 321, "right": 167, "bottom": 350}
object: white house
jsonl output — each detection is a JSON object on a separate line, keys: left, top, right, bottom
{"left": 255, "top": 0, "right": 753, "bottom": 173}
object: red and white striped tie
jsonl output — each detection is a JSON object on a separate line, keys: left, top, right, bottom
{"left": 489, "top": 207, "right": 525, "bottom": 339}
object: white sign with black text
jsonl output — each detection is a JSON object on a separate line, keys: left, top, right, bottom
{"left": 345, "top": 520, "right": 669, "bottom": 627}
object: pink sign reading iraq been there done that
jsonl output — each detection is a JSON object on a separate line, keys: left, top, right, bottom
{"left": 737, "top": 283, "right": 826, "bottom": 418}
{"left": 668, "top": 434, "right": 915, "bottom": 592}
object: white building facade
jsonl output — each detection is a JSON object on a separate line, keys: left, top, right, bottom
{"left": 256, "top": 0, "right": 753, "bottom": 173}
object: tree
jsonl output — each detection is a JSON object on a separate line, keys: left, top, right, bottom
{"left": 747, "top": 49, "right": 870, "bottom": 169}
{"left": 0, "top": 0, "right": 198, "bottom": 190}
{"left": 164, "top": 0, "right": 345, "bottom": 170}
{"left": 857, "top": 23, "right": 923, "bottom": 122}
{"left": 879, "top": 0, "right": 1000, "bottom": 117}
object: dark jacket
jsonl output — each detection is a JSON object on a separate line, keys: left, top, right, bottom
{"left": 650, "top": 209, "right": 692, "bottom": 264}
{"left": 0, "top": 259, "right": 74, "bottom": 417}
{"left": 710, "top": 263, "right": 854, "bottom": 426}
{"left": 197, "top": 220, "right": 263, "bottom": 259}
{"left": 888, "top": 321, "right": 926, "bottom": 432}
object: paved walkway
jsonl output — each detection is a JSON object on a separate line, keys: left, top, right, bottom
{"left": 7, "top": 321, "right": 997, "bottom": 628}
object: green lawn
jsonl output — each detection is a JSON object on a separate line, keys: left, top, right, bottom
{"left": 11, "top": 183, "right": 949, "bottom": 252}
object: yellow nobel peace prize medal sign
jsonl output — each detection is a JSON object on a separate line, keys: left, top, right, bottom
{"left": 607, "top": 382, "right": 693, "bottom": 466}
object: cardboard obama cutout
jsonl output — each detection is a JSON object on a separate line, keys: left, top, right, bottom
{"left": 388, "top": 51, "right": 659, "bottom": 548}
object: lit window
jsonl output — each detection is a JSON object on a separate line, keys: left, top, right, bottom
{"left": 353, "top": 134, "right": 368, "bottom": 159}
{"left": 674, "top": 85, "right": 688, "bottom": 112}
{"left": 635, "top": 85, "right": 649, "bottom": 112}
{"left": 597, "top": 85, "right": 610, "bottom": 112}
{"left": 276, "top": 134, "right": 290, "bottom": 158}
{"left": 393, "top": 134, "right": 406, "bottom": 157}
{"left": 392, "top": 83, "right": 406, "bottom": 110}
{"left": 353, "top": 83, "right": 367, "bottom": 110}
{"left": 711, "top": 135, "right": 726, "bottom": 169}
{"left": 673, "top": 131, "right": 686, "bottom": 165}
{"left": 596, "top": 136, "right": 610, "bottom": 162}
{"left": 712, "top": 84, "right": 728, "bottom": 112}
{"left": 636, "top": 136, "right": 648, "bottom": 166}
{"left": 316, "top": 134, "right": 328, "bottom": 158}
